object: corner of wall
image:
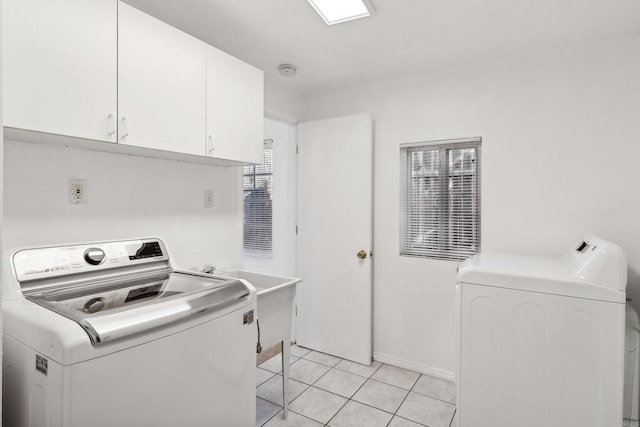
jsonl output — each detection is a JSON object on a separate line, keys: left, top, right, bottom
{"left": 263, "top": 75, "right": 307, "bottom": 124}
{"left": 1, "top": 0, "right": 5, "bottom": 413}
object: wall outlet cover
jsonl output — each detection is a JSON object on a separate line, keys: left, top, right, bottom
{"left": 69, "top": 178, "right": 87, "bottom": 204}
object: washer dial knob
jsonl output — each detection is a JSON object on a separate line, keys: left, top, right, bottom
{"left": 83, "top": 297, "right": 106, "bottom": 313}
{"left": 84, "top": 248, "right": 106, "bottom": 265}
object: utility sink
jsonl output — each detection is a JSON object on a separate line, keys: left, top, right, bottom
{"left": 217, "top": 270, "right": 301, "bottom": 349}
{"left": 216, "top": 270, "right": 301, "bottom": 420}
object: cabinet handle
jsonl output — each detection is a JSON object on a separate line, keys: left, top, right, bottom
{"left": 108, "top": 113, "right": 116, "bottom": 138}
{"left": 207, "top": 134, "right": 215, "bottom": 155}
{"left": 121, "top": 117, "right": 129, "bottom": 140}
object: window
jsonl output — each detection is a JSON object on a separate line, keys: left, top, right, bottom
{"left": 243, "top": 140, "right": 273, "bottom": 258}
{"left": 400, "top": 138, "right": 481, "bottom": 261}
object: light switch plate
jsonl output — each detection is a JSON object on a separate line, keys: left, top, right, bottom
{"left": 204, "top": 189, "right": 214, "bottom": 208}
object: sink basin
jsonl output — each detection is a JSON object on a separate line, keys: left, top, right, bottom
{"left": 216, "top": 269, "right": 301, "bottom": 420}
{"left": 216, "top": 270, "right": 301, "bottom": 349}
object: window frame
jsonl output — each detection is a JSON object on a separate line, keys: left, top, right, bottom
{"left": 399, "top": 137, "right": 482, "bottom": 261}
{"left": 243, "top": 139, "right": 274, "bottom": 258}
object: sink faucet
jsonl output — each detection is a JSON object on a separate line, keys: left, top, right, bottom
{"left": 201, "top": 264, "right": 216, "bottom": 274}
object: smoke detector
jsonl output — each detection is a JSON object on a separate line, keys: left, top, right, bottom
{"left": 279, "top": 64, "right": 297, "bottom": 77}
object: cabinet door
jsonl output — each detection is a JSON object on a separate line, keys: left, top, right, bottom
{"left": 118, "top": 2, "right": 206, "bottom": 156}
{"left": 206, "top": 45, "right": 264, "bottom": 163}
{"left": 3, "top": 0, "right": 117, "bottom": 142}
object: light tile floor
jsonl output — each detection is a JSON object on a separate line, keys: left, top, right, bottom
{"left": 256, "top": 345, "right": 457, "bottom": 427}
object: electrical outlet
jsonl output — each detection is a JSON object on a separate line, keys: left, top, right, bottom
{"left": 204, "top": 189, "right": 214, "bottom": 208}
{"left": 69, "top": 178, "right": 87, "bottom": 204}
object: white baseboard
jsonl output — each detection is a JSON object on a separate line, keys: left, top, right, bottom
{"left": 373, "top": 351, "right": 456, "bottom": 382}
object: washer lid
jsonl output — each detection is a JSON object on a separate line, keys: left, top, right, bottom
{"left": 458, "top": 253, "right": 626, "bottom": 303}
{"left": 28, "top": 271, "right": 252, "bottom": 344}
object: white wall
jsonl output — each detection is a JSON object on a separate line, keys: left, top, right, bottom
{"left": 264, "top": 75, "right": 306, "bottom": 124}
{"left": 244, "top": 118, "right": 297, "bottom": 277}
{"left": 2, "top": 140, "right": 244, "bottom": 296}
{"left": 305, "top": 36, "right": 640, "bottom": 377}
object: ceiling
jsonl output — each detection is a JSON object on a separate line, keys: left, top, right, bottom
{"left": 123, "top": 0, "right": 640, "bottom": 96}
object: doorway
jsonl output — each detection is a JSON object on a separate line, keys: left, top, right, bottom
{"left": 243, "top": 117, "right": 297, "bottom": 278}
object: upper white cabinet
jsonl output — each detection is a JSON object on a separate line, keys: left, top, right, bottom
{"left": 2, "top": 0, "right": 118, "bottom": 142}
{"left": 3, "top": 0, "right": 263, "bottom": 164}
{"left": 117, "top": 3, "right": 207, "bottom": 156}
{"left": 206, "top": 46, "right": 264, "bottom": 164}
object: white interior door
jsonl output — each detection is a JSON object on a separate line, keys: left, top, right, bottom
{"left": 296, "top": 114, "right": 373, "bottom": 365}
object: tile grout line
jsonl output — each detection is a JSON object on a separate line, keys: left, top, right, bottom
{"left": 261, "top": 354, "right": 450, "bottom": 427}
{"left": 289, "top": 357, "right": 386, "bottom": 426}
{"left": 407, "top": 376, "right": 456, "bottom": 426}
{"left": 449, "top": 408, "right": 457, "bottom": 427}
{"left": 258, "top": 377, "right": 315, "bottom": 426}
{"left": 258, "top": 355, "right": 301, "bottom": 376}
{"left": 257, "top": 397, "right": 283, "bottom": 427}
{"left": 323, "top": 361, "right": 385, "bottom": 426}
{"left": 384, "top": 372, "right": 425, "bottom": 427}
{"left": 292, "top": 348, "right": 385, "bottom": 379}
{"left": 258, "top": 352, "right": 308, "bottom": 426}
{"left": 260, "top": 379, "right": 443, "bottom": 426}
{"left": 308, "top": 360, "right": 350, "bottom": 425}
{"left": 256, "top": 368, "right": 277, "bottom": 388}
{"left": 258, "top": 378, "right": 311, "bottom": 408}
{"left": 332, "top": 362, "right": 384, "bottom": 378}
{"left": 260, "top": 405, "right": 321, "bottom": 427}
{"left": 408, "top": 374, "right": 458, "bottom": 406}
{"left": 300, "top": 351, "right": 343, "bottom": 369}
{"left": 266, "top": 353, "right": 340, "bottom": 425}
{"left": 323, "top": 395, "right": 350, "bottom": 426}
{"left": 386, "top": 414, "right": 428, "bottom": 427}
{"left": 268, "top": 360, "right": 420, "bottom": 425}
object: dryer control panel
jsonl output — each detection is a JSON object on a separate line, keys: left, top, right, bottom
{"left": 563, "top": 235, "right": 627, "bottom": 292}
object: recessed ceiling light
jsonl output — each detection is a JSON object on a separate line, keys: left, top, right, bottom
{"left": 307, "top": 0, "right": 375, "bottom": 26}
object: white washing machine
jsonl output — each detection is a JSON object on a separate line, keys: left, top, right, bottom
{"left": 2, "top": 238, "right": 257, "bottom": 427}
{"left": 456, "top": 236, "right": 626, "bottom": 427}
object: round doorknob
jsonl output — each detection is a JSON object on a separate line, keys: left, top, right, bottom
{"left": 357, "top": 250, "right": 368, "bottom": 259}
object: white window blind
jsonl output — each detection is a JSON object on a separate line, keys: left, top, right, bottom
{"left": 243, "top": 140, "right": 273, "bottom": 258}
{"left": 400, "top": 138, "right": 481, "bottom": 261}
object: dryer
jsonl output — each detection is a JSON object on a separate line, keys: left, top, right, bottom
{"left": 3, "top": 238, "right": 257, "bottom": 427}
{"left": 456, "top": 236, "right": 626, "bottom": 427}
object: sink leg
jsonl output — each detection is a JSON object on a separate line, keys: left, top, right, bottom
{"left": 281, "top": 340, "right": 290, "bottom": 420}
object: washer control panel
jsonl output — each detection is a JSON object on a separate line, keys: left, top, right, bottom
{"left": 12, "top": 238, "right": 169, "bottom": 283}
